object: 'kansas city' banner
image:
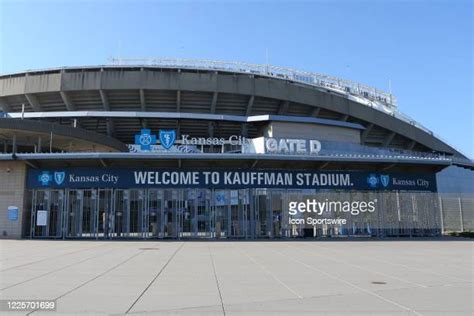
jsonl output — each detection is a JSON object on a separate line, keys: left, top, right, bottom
{"left": 27, "top": 168, "right": 437, "bottom": 191}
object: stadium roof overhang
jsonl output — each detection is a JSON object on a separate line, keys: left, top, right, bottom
{"left": 0, "top": 118, "right": 127, "bottom": 152}
{"left": 0, "top": 152, "right": 457, "bottom": 173}
{"left": 4, "top": 112, "right": 365, "bottom": 130}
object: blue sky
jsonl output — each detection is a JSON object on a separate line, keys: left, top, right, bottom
{"left": 1, "top": 0, "right": 472, "bottom": 157}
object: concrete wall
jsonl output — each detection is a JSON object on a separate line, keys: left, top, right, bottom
{"left": 263, "top": 122, "right": 361, "bottom": 143}
{"left": 0, "top": 161, "right": 27, "bottom": 238}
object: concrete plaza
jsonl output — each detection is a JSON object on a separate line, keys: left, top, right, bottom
{"left": 0, "top": 240, "right": 472, "bottom": 315}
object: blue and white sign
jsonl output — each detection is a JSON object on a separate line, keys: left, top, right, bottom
{"left": 8, "top": 206, "right": 18, "bottom": 221}
{"left": 38, "top": 171, "right": 52, "bottom": 186}
{"left": 367, "top": 174, "right": 379, "bottom": 188}
{"left": 380, "top": 175, "right": 390, "bottom": 188}
{"left": 26, "top": 168, "right": 437, "bottom": 191}
{"left": 135, "top": 129, "right": 157, "bottom": 151}
{"left": 367, "top": 174, "right": 391, "bottom": 189}
{"left": 159, "top": 130, "right": 176, "bottom": 150}
{"left": 54, "top": 171, "right": 66, "bottom": 185}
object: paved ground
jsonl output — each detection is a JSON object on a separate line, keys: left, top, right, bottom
{"left": 0, "top": 240, "right": 472, "bottom": 315}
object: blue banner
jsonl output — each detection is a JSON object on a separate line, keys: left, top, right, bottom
{"left": 26, "top": 168, "right": 437, "bottom": 191}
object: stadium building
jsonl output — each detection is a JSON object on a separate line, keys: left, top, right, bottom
{"left": 0, "top": 58, "right": 472, "bottom": 239}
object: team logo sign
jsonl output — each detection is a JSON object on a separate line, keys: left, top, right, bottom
{"left": 54, "top": 171, "right": 66, "bottom": 185}
{"left": 135, "top": 129, "right": 157, "bottom": 151}
{"left": 380, "top": 175, "right": 390, "bottom": 188}
{"left": 38, "top": 171, "right": 52, "bottom": 186}
{"left": 367, "top": 174, "right": 379, "bottom": 188}
{"left": 159, "top": 130, "right": 176, "bottom": 150}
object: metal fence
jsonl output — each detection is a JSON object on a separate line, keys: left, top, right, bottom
{"left": 439, "top": 193, "right": 474, "bottom": 233}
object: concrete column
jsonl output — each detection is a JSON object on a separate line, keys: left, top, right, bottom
{"left": 12, "top": 134, "right": 17, "bottom": 153}
{"left": 37, "top": 136, "right": 42, "bottom": 153}
{"left": 458, "top": 197, "right": 464, "bottom": 232}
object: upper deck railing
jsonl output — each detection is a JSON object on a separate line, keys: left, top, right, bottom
{"left": 108, "top": 57, "right": 397, "bottom": 109}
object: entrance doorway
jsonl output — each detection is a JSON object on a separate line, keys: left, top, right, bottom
{"left": 31, "top": 190, "right": 64, "bottom": 238}
{"left": 30, "top": 188, "right": 257, "bottom": 239}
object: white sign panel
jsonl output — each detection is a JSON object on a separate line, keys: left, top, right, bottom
{"left": 36, "top": 210, "right": 48, "bottom": 226}
{"left": 243, "top": 137, "right": 321, "bottom": 155}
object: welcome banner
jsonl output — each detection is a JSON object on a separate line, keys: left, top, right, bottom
{"left": 27, "top": 168, "right": 437, "bottom": 192}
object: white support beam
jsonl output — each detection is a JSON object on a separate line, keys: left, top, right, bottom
{"left": 245, "top": 95, "right": 255, "bottom": 116}
{"left": 99, "top": 158, "right": 108, "bottom": 167}
{"left": 208, "top": 121, "right": 215, "bottom": 138}
{"left": 381, "top": 163, "right": 396, "bottom": 171}
{"left": 408, "top": 140, "right": 417, "bottom": 150}
{"left": 176, "top": 90, "right": 181, "bottom": 112}
{"left": 278, "top": 100, "right": 289, "bottom": 115}
{"left": 361, "top": 123, "right": 374, "bottom": 142}
{"left": 105, "top": 119, "right": 114, "bottom": 137}
{"left": 139, "top": 89, "right": 146, "bottom": 111}
{"left": 99, "top": 90, "right": 110, "bottom": 111}
{"left": 176, "top": 120, "right": 181, "bottom": 138}
{"left": 59, "top": 91, "right": 75, "bottom": 111}
{"left": 383, "top": 132, "right": 396, "bottom": 147}
{"left": 208, "top": 92, "right": 218, "bottom": 137}
{"left": 241, "top": 124, "right": 248, "bottom": 137}
{"left": 341, "top": 114, "right": 349, "bottom": 121}
{"left": 319, "top": 162, "right": 330, "bottom": 170}
{"left": 140, "top": 118, "right": 147, "bottom": 129}
{"left": 25, "top": 94, "right": 42, "bottom": 111}
{"left": 99, "top": 90, "right": 114, "bottom": 136}
{"left": 24, "top": 160, "right": 39, "bottom": 169}
{"left": 210, "top": 92, "right": 218, "bottom": 113}
{"left": 251, "top": 160, "right": 258, "bottom": 168}
{"left": 139, "top": 89, "right": 147, "bottom": 128}
{"left": 310, "top": 107, "right": 321, "bottom": 117}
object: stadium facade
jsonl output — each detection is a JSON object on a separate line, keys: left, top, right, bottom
{"left": 0, "top": 58, "right": 472, "bottom": 239}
